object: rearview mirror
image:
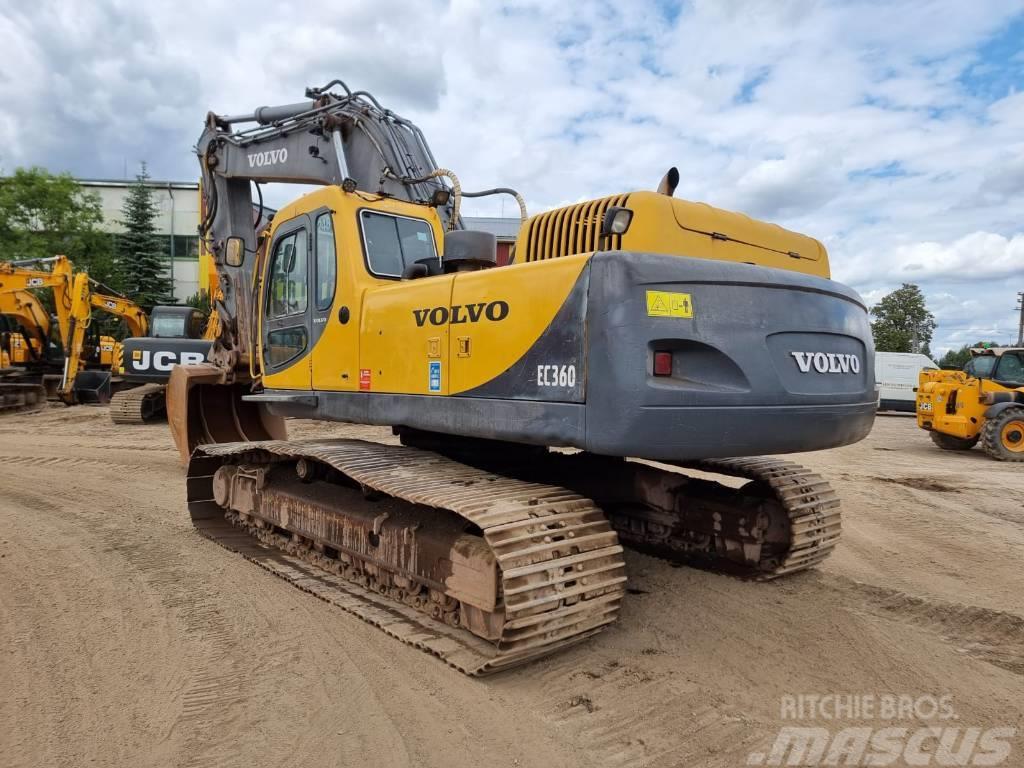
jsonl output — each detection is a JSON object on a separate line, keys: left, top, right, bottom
{"left": 225, "top": 236, "right": 245, "bottom": 267}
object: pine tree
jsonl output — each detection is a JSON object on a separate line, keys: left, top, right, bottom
{"left": 116, "top": 163, "right": 172, "bottom": 310}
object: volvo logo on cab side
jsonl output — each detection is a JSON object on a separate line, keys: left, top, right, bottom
{"left": 412, "top": 301, "right": 509, "bottom": 327}
{"left": 791, "top": 351, "right": 861, "bottom": 374}
{"left": 247, "top": 148, "right": 289, "bottom": 168}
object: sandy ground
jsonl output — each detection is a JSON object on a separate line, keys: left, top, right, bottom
{"left": 0, "top": 407, "right": 1022, "bottom": 768}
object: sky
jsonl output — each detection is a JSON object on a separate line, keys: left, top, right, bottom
{"left": 1, "top": 0, "right": 1022, "bottom": 356}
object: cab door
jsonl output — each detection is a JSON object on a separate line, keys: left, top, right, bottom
{"left": 262, "top": 216, "right": 313, "bottom": 390}
{"left": 311, "top": 206, "right": 361, "bottom": 391}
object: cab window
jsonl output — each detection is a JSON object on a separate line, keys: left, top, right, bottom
{"left": 151, "top": 315, "right": 185, "bottom": 337}
{"left": 315, "top": 213, "right": 336, "bottom": 311}
{"left": 964, "top": 355, "right": 996, "bottom": 379}
{"left": 267, "top": 231, "right": 308, "bottom": 318}
{"left": 360, "top": 210, "right": 437, "bottom": 278}
{"left": 266, "top": 327, "right": 308, "bottom": 367}
{"left": 995, "top": 353, "right": 1024, "bottom": 384}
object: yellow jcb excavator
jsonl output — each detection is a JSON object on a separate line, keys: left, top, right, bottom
{"left": 0, "top": 256, "right": 77, "bottom": 413}
{"left": 0, "top": 289, "right": 61, "bottom": 413}
{"left": 110, "top": 241, "right": 220, "bottom": 424}
{"left": 0, "top": 255, "right": 150, "bottom": 409}
{"left": 167, "top": 80, "right": 876, "bottom": 674}
{"left": 58, "top": 268, "right": 150, "bottom": 405}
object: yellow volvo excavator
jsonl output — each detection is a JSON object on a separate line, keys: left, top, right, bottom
{"left": 169, "top": 80, "right": 876, "bottom": 673}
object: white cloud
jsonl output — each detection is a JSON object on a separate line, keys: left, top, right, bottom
{"left": 1, "top": 0, "right": 1022, "bottom": 353}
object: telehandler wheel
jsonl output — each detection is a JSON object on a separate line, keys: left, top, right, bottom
{"left": 981, "top": 407, "right": 1024, "bottom": 462}
{"left": 929, "top": 431, "right": 979, "bottom": 451}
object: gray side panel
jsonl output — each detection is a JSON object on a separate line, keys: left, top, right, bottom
{"left": 460, "top": 263, "right": 590, "bottom": 402}
{"left": 878, "top": 398, "right": 915, "bottom": 413}
{"left": 265, "top": 390, "right": 586, "bottom": 447}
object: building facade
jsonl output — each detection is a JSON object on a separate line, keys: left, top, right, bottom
{"left": 80, "top": 178, "right": 202, "bottom": 301}
{"left": 80, "top": 178, "right": 520, "bottom": 300}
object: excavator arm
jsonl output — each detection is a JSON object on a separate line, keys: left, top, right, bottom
{"left": 89, "top": 292, "right": 149, "bottom": 338}
{"left": 0, "top": 256, "right": 76, "bottom": 344}
{"left": 198, "top": 79, "right": 523, "bottom": 369}
{"left": 0, "top": 290, "right": 51, "bottom": 361}
{"left": 199, "top": 80, "right": 455, "bottom": 368}
{"left": 58, "top": 273, "right": 150, "bottom": 404}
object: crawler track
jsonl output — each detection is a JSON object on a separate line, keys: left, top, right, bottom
{"left": 673, "top": 457, "right": 842, "bottom": 578}
{"left": 187, "top": 439, "right": 627, "bottom": 675}
{"left": 110, "top": 383, "right": 166, "bottom": 424}
{"left": 0, "top": 380, "right": 47, "bottom": 416}
{"left": 185, "top": 440, "right": 840, "bottom": 674}
{"left": 397, "top": 436, "right": 844, "bottom": 581}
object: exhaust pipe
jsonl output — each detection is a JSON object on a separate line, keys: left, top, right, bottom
{"left": 657, "top": 167, "right": 679, "bottom": 197}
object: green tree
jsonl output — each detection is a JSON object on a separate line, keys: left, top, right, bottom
{"left": 0, "top": 166, "right": 117, "bottom": 286}
{"left": 938, "top": 341, "right": 1005, "bottom": 369}
{"left": 183, "top": 290, "right": 212, "bottom": 315}
{"left": 870, "top": 283, "right": 936, "bottom": 355}
{"left": 116, "top": 163, "right": 172, "bottom": 311}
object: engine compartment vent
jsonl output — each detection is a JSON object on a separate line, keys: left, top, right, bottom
{"left": 521, "top": 194, "right": 631, "bottom": 262}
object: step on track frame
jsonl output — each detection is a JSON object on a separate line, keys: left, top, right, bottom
{"left": 187, "top": 438, "right": 627, "bottom": 675}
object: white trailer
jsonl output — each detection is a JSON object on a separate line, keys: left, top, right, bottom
{"left": 875, "top": 352, "right": 938, "bottom": 412}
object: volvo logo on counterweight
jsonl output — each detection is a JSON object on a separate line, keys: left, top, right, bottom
{"left": 791, "top": 351, "right": 861, "bottom": 374}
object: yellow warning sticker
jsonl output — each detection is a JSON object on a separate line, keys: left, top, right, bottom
{"left": 646, "top": 290, "right": 693, "bottom": 318}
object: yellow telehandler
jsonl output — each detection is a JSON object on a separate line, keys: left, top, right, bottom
{"left": 917, "top": 347, "right": 1024, "bottom": 461}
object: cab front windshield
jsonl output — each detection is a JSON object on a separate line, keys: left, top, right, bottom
{"left": 994, "top": 353, "right": 1024, "bottom": 384}
{"left": 151, "top": 315, "right": 185, "bottom": 338}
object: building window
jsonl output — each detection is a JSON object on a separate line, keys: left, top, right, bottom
{"left": 171, "top": 235, "right": 199, "bottom": 260}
